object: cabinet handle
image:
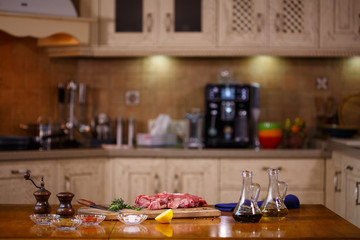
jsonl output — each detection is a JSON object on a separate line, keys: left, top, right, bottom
{"left": 146, "top": 13, "right": 153, "bottom": 32}
{"left": 154, "top": 174, "right": 160, "bottom": 194}
{"left": 165, "top": 13, "right": 172, "bottom": 32}
{"left": 11, "top": 169, "right": 30, "bottom": 175}
{"left": 262, "top": 167, "right": 283, "bottom": 171}
{"left": 356, "top": 182, "right": 360, "bottom": 205}
{"left": 65, "top": 176, "right": 71, "bottom": 192}
{"left": 358, "top": 14, "right": 360, "bottom": 34}
{"left": 334, "top": 171, "right": 341, "bottom": 192}
{"left": 275, "top": 13, "right": 282, "bottom": 32}
{"left": 344, "top": 165, "right": 354, "bottom": 171}
{"left": 256, "top": 13, "right": 262, "bottom": 32}
{"left": 174, "top": 174, "right": 179, "bottom": 193}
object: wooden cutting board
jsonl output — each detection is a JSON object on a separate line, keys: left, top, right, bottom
{"left": 77, "top": 207, "right": 221, "bottom": 220}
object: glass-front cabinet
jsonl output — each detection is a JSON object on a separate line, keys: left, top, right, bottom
{"left": 99, "top": 0, "right": 216, "bottom": 48}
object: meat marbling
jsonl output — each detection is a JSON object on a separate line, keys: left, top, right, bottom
{"left": 134, "top": 192, "right": 208, "bottom": 210}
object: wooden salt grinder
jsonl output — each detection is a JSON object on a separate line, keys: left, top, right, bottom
{"left": 24, "top": 172, "right": 51, "bottom": 214}
{"left": 56, "top": 192, "right": 75, "bottom": 217}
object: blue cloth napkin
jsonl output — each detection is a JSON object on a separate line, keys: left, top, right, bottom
{"left": 215, "top": 194, "right": 300, "bottom": 212}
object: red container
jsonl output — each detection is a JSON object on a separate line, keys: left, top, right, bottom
{"left": 259, "top": 136, "right": 282, "bottom": 149}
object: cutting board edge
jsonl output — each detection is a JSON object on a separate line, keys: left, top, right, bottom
{"left": 77, "top": 207, "right": 221, "bottom": 220}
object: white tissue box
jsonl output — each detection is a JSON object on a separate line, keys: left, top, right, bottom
{"left": 136, "top": 134, "right": 177, "bottom": 147}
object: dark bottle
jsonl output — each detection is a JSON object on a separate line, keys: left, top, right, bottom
{"left": 232, "top": 170, "right": 262, "bottom": 223}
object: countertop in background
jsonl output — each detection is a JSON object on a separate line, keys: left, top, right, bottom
{"left": 0, "top": 146, "right": 331, "bottom": 161}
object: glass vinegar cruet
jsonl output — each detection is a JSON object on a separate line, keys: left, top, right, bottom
{"left": 232, "top": 170, "right": 262, "bottom": 223}
{"left": 260, "top": 168, "right": 288, "bottom": 220}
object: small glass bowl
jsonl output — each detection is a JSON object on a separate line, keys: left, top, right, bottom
{"left": 29, "top": 214, "right": 60, "bottom": 225}
{"left": 51, "top": 218, "right": 82, "bottom": 230}
{"left": 75, "top": 215, "right": 106, "bottom": 225}
{"left": 117, "top": 214, "right": 148, "bottom": 225}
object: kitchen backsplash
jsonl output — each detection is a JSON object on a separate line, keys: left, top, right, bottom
{"left": 0, "top": 31, "right": 359, "bottom": 137}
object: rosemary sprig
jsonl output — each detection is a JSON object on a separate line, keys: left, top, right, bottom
{"left": 108, "top": 198, "right": 142, "bottom": 212}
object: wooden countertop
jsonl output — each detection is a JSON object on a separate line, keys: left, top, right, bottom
{"left": 1, "top": 204, "right": 359, "bottom": 239}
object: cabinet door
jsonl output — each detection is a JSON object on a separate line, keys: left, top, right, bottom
{"left": 111, "top": 158, "right": 166, "bottom": 203}
{"left": 58, "top": 159, "right": 105, "bottom": 203}
{"left": 320, "top": 0, "right": 360, "bottom": 48}
{"left": 166, "top": 159, "right": 219, "bottom": 204}
{"left": 0, "top": 160, "right": 57, "bottom": 204}
{"left": 99, "top": 0, "right": 158, "bottom": 47}
{"left": 269, "top": 0, "right": 319, "bottom": 47}
{"left": 332, "top": 152, "right": 346, "bottom": 218}
{"left": 220, "top": 158, "right": 325, "bottom": 204}
{"left": 218, "top": 0, "right": 268, "bottom": 47}
{"left": 343, "top": 155, "right": 360, "bottom": 228}
{"left": 325, "top": 154, "right": 346, "bottom": 218}
{"left": 158, "top": 0, "right": 216, "bottom": 47}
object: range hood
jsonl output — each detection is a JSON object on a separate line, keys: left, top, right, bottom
{"left": 0, "top": 0, "right": 92, "bottom": 45}
{"left": 0, "top": 0, "right": 78, "bottom": 17}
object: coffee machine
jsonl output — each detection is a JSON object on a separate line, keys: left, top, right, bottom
{"left": 204, "top": 83, "right": 260, "bottom": 148}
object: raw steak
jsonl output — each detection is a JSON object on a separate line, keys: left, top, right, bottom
{"left": 134, "top": 191, "right": 208, "bottom": 210}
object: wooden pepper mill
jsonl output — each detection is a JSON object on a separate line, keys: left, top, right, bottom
{"left": 56, "top": 192, "right": 75, "bottom": 218}
{"left": 24, "top": 172, "right": 51, "bottom": 214}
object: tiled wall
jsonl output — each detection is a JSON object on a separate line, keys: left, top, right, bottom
{"left": 1, "top": 31, "right": 359, "bottom": 138}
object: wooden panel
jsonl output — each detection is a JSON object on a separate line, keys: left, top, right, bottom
{"left": 218, "top": 0, "right": 268, "bottom": 47}
{"left": 269, "top": 0, "right": 319, "bottom": 47}
{"left": 111, "top": 158, "right": 166, "bottom": 203}
{"left": 320, "top": 0, "right": 360, "bottom": 48}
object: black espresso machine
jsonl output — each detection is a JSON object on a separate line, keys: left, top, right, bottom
{"left": 204, "top": 83, "right": 260, "bottom": 148}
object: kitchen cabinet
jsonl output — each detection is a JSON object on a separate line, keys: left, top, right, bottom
{"left": 218, "top": 0, "right": 319, "bottom": 48}
{"left": 0, "top": 160, "right": 58, "bottom": 204}
{"left": 41, "top": 0, "right": 360, "bottom": 56}
{"left": 166, "top": 159, "right": 219, "bottom": 204}
{"left": 110, "top": 158, "right": 167, "bottom": 204}
{"left": 57, "top": 158, "right": 106, "bottom": 204}
{"left": 325, "top": 152, "right": 346, "bottom": 219}
{"left": 220, "top": 158, "right": 325, "bottom": 204}
{"left": 326, "top": 151, "right": 360, "bottom": 228}
{"left": 109, "top": 158, "right": 219, "bottom": 205}
{"left": 320, "top": 0, "right": 360, "bottom": 48}
{"left": 99, "top": 0, "right": 216, "bottom": 50}
{"left": 343, "top": 155, "right": 360, "bottom": 228}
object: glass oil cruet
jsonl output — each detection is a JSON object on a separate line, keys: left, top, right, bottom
{"left": 233, "top": 170, "right": 262, "bottom": 223}
{"left": 261, "top": 168, "right": 288, "bottom": 220}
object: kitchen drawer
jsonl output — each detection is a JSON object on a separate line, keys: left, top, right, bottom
{"left": 220, "top": 158, "right": 325, "bottom": 203}
{"left": 0, "top": 160, "right": 58, "bottom": 204}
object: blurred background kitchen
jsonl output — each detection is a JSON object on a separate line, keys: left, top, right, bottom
{"left": 1, "top": 0, "right": 359, "bottom": 149}
{"left": 1, "top": 30, "right": 359, "bottom": 144}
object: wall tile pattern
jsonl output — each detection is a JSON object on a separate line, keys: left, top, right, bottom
{"left": 0, "top": 31, "right": 359, "bottom": 138}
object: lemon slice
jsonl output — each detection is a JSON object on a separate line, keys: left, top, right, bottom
{"left": 155, "top": 224, "right": 173, "bottom": 237}
{"left": 155, "top": 209, "right": 173, "bottom": 224}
